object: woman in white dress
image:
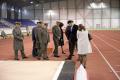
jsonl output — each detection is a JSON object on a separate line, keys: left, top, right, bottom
{"left": 77, "top": 24, "right": 92, "bottom": 68}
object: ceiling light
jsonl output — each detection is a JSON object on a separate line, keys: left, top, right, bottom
{"left": 30, "top": 1, "right": 33, "bottom": 4}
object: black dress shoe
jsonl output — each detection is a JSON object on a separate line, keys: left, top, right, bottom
{"left": 14, "top": 58, "right": 19, "bottom": 60}
{"left": 54, "top": 55, "right": 60, "bottom": 57}
{"left": 37, "top": 57, "right": 41, "bottom": 60}
{"left": 22, "top": 56, "right": 28, "bottom": 59}
{"left": 43, "top": 58, "right": 49, "bottom": 60}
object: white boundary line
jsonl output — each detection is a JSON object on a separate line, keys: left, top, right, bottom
{"left": 100, "top": 34, "right": 120, "bottom": 43}
{"left": 94, "top": 35, "right": 120, "bottom": 53}
{"left": 52, "top": 61, "right": 65, "bottom": 80}
{"left": 92, "top": 41, "right": 120, "bottom": 80}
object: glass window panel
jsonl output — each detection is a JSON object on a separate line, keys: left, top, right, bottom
{"left": 68, "top": 9, "right": 75, "bottom": 19}
{"left": 85, "top": 0, "right": 93, "bottom": 9}
{"left": 103, "top": 0, "right": 110, "bottom": 3}
{"left": 102, "top": 9, "right": 110, "bottom": 18}
{"left": 59, "top": 0, "right": 67, "bottom": 9}
{"left": 35, "top": 10, "right": 43, "bottom": 20}
{"left": 94, "top": 19, "right": 101, "bottom": 29}
{"left": 85, "top": 9, "right": 93, "bottom": 19}
{"left": 111, "top": 8, "right": 120, "bottom": 19}
{"left": 44, "top": 3, "right": 50, "bottom": 9}
{"left": 111, "top": 0, "right": 119, "bottom": 8}
{"left": 93, "top": 9, "right": 102, "bottom": 19}
{"left": 111, "top": 19, "right": 120, "bottom": 28}
{"left": 85, "top": 19, "right": 93, "bottom": 28}
{"left": 76, "top": 19, "right": 84, "bottom": 25}
{"left": 22, "top": 9, "right": 34, "bottom": 19}
{"left": 43, "top": 10, "right": 50, "bottom": 20}
{"left": 51, "top": 10, "right": 59, "bottom": 20}
{"left": 68, "top": 0, "right": 75, "bottom": 8}
{"left": 102, "top": 19, "right": 110, "bottom": 28}
{"left": 35, "top": 4, "right": 42, "bottom": 9}
{"left": 25, "top": 5, "right": 34, "bottom": 10}
{"left": 77, "top": 9, "right": 84, "bottom": 19}
{"left": 76, "top": 0, "right": 84, "bottom": 9}
{"left": 51, "top": 1, "right": 58, "bottom": 9}
{"left": 60, "top": 8, "right": 67, "bottom": 20}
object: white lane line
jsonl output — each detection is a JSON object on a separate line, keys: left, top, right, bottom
{"left": 92, "top": 41, "right": 120, "bottom": 80}
{"left": 100, "top": 34, "right": 120, "bottom": 43}
{"left": 52, "top": 61, "right": 65, "bottom": 80}
{"left": 94, "top": 35, "right": 120, "bottom": 53}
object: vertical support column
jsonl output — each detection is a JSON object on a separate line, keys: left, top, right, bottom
{"left": 7, "top": 5, "right": 12, "bottom": 19}
{"left": 14, "top": 7, "right": 19, "bottom": 19}
{"left": 0, "top": 2, "right": 2, "bottom": 19}
{"left": 83, "top": 0, "right": 85, "bottom": 25}
{"left": 58, "top": 0, "right": 60, "bottom": 21}
{"left": 101, "top": 0, "right": 103, "bottom": 30}
{"left": 92, "top": 0, "right": 95, "bottom": 29}
{"left": 42, "top": 3, "right": 44, "bottom": 21}
{"left": 33, "top": 4, "right": 35, "bottom": 20}
{"left": 119, "top": 0, "right": 120, "bottom": 29}
{"left": 20, "top": 8, "right": 22, "bottom": 19}
{"left": 66, "top": 0, "right": 68, "bottom": 21}
{"left": 110, "top": 0, "right": 112, "bottom": 29}
{"left": 50, "top": 0, "right": 52, "bottom": 27}
{"left": 74, "top": 0, "right": 77, "bottom": 23}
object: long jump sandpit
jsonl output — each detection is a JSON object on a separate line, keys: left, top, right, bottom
{"left": 0, "top": 61, "right": 75, "bottom": 80}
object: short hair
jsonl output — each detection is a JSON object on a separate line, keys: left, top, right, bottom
{"left": 59, "top": 22, "right": 64, "bottom": 27}
{"left": 15, "top": 22, "right": 21, "bottom": 25}
{"left": 37, "top": 21, "right": 43, "bottom": 24}
{"left": 67, "top": 20, "right": 73, "bottom": 24}
{"left": 78, "top": 24, "right": 86, "bottom": 31}
{"left": 44, "top": 23, "right": 48, "bottom": 26}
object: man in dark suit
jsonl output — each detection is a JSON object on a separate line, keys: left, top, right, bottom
{"left": 32, "top": 22, "right": 39, "bottom": 57}
{"left": 65, "top": 20, "right": 78, "bottom": 60}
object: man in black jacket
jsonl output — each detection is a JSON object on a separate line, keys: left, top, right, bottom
{"left": 65, "top": 20, "right": 78, "bottom": 60}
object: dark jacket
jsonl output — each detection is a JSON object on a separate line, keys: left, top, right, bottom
{"left": 65, "top": 24, "right": 78, "bottom": 42}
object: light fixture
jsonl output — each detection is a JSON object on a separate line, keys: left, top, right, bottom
{"left": 36, "top": 4, "right": 39, "bottom": 7}
{"left": 24, "top": 9, "right": 27, "bottom": 15}
{"left": 88, "top": 2, "right": 107, "bottom": 9}
{"left": 18, "top": 9, "right": 21, "bottom": 13}
{"left": 30, "top": 1, "right": 33, "bottom": 4}
{"left": 11, "top": 7, "right": 14, "bottom": 11}
{"left": 47, "top": 10, "right": 55, "bottom": 16}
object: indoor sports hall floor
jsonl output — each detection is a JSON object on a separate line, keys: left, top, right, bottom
{"left": 0, "top": 30, "right": 120, "bottom": 80}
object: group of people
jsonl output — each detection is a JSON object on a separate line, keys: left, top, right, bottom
{"left": 12, "top": 20, "right": 92, "bottom": 68}
{"left": 0, "top": 30, "right": 7, "bottom": 39}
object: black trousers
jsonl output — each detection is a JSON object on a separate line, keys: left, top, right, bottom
{"left": 68, "top": 40, "right": 76, "bottom": 59}
{"left": 32, "top": 42, "right": 38, "bottom": 57}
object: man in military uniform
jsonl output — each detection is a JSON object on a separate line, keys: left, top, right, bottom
{"left": 1, "top": 30, "right": 7, "bottom": 39}
{"left": 34, "top": 21, "right": 44, "bottom": 60}
{"left": 52, "top": 21, "right": 61, "bottom": 57}
{"left": 41, "top": 23, "right": 50, "bottom": 60}
{"left": 12, "top": 22, "right": 27, "bottom": 60}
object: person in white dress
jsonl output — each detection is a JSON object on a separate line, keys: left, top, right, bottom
{"left": 77, "top": 24, "right": 92, "bottom": 68}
